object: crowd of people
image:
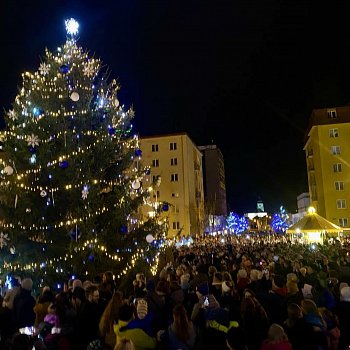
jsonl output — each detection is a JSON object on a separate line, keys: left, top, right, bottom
{"left": 0, "top": 234, "right": 350, "bottom": 350}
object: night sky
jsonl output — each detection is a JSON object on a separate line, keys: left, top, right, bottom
{"left": 1, "top": 0, "right": 350, "bottom": 214}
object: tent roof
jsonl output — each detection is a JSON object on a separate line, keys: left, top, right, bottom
{"left": 287, "top": 212, "right": 342, "bottom": 233}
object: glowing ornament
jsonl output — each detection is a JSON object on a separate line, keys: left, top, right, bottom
{"left": 145, "top": 168, "right": 151, "bottom": 175}
{"left": 82, "top": 185, "right": 89, "bottom": 200}
{"left": 39, "top": 62, "right": 50, "bottom": 76}
{"left": 59, "top": 65, "right": 69, "bottom": 74}
{"left": 0, "top": 232, "right": 9, "bottom": 249}
{"left": 33, "top": 107, "right": 44, "bottom": 117}
{"left": 135, "top": 149, "right": 142, "bottom": 157}
{"left": 88, "top": 254, "right": 94, "bottom": 262}
{"left": 128, "top": 108, "right": 135, "bottom": 118}
{"left": 40, "top": 190, "right": 47, "bottom": 197}
{"left": 83, "top": 61, "right": 95, "bottom": 77}
{"left": 65, "top": 18, "right": 79, "bottom": 36}
{"left": 162, "top": 203, "right": 169, "bottom": 212}
{"left": 59, "top": 160, "right": 69, "bottom": 169}
{"left": 26, "top": 208, "right": 31, "bottom": 213}
{"left": 7, "top": 109, "right": 17, "bottom": 121}
{"left": 3, "top": 166, "right": 14, "bottom": 175}
{"left": 26, "top": 134, "right": 40, "bottom": 147}
{"left": 131, "top": 179, "right": 141, "bottom": 190}
{"left": 29, "top": 154, "right": 37, "bottom": 164}
{"left": 10, "top": 246, "right": 15, "bottom": 254}
{"left": 114, "top": 99, "right": 119, "bottom": 108}
{"left": 70, "top": 92, "right": 80, "bottom": 102}
{"left": 146, "top": 234, "right": 155, "bottom": 243}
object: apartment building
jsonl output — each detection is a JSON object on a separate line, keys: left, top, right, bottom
{"left": 304, "top": 106, "right": 350, "bottom": 229}
{"left": 139, "top": 133, "right": 205, "bottom": 237}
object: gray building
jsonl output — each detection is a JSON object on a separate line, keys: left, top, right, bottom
{"left": 198, "top": 145, "right": 227, "bottom": 216}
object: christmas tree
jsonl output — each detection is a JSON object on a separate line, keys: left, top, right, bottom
{"left": 226, "top": 212, "right": 249, "bottom": 234}
{"left": 271, "top": 206, "right": 289, "bottom": 234}
{"left": 0, "top": 19, "right": 166, "bottom": 285}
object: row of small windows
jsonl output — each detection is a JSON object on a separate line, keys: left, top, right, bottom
{"left": 151, "top": 158, "right": 178, "bottom": 167}
{"left": 151, "top": 143, "right": 177, "bottom": 152}
{"left": 152, "top": 174, "right": 178, "bottom": 182}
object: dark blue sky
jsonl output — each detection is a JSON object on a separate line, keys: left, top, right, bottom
{"left": 1, "top": 0, "right": 350, "bottom": 214}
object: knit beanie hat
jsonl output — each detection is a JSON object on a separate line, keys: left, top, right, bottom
{"left": 21, "top": 278, "right": 33, "bottom": 291}
{"left": 197, "top": 282, "right": 209, "bottom": 296}
{"left": 137, "top": 299, "right": 148, "bottom": 319}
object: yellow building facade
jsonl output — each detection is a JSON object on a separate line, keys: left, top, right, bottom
{"left": 304, "top": 106, "right": 350, "bottom": 230}
{"left": 139, "top": 133, "right": 205, "bottom": 237}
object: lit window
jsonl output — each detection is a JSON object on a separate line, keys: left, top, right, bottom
{"left": 173, "top": 205, "right": 179, "bottom": 213}
{"left": 171, "top": 158, "right": 178, "bottom": 166}
{"left": 152, "top": 175, "right": 159, "bottom": 182}
{"left": 339, "top": 218, "right": 348, "bottom": 227}
{"left": 333, "top": 163, "right": 342, "bottom": 172}
{"left": 331, "top": 146, "right": 341, "bottom": 155}
{"left": 327, "top": 109, "right": 337, "bottom": 119}
{"left": 335, "top": 181, "right": 344, "bottom": 191}
{"left": 171, "top": 173, "right": 178, "bottom": 182}
{"left": 170, "top": 142, "right": 177, "bottom": 150}
{"left": 329, "top": 128, "right": 339, "bottom": 138}
{"left": 152, "top": 159, "right": 159, "bottom": 167}
{"left": 337, "top": 199, "right": 346, "bottom": 209}
{"left": 152, "top": 144, "right": 158, "bottom": 152}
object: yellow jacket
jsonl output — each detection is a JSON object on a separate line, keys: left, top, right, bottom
{"left": 114, "top": 320, "right": 156, "bottom": 350}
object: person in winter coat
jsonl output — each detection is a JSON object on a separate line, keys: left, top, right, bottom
{"left": 13, "top": 278, "right": 36, "bottom": 329}
{"left": 260, "top": 323, "right": 293, "bottom": 350}
{"left": 114, "top": 303, "right": 156, "bottom": 350}
{"left": 158, "top": 304, "right": 198, "bottom": 350}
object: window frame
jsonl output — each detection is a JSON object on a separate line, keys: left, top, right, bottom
{"left": 331, "top": 145, "right": 341, "bottom": 155}
{"left": 333, "top": 163, "right": 342, "bottom": 172}
{"left": 336, "top": 199, "right": 346, "bottom": 209}
{"left": 335, "top": 181, "right": 344, "bottom": 191}
{"left": 329, "top": 128, "right": 339, "bottom": 138}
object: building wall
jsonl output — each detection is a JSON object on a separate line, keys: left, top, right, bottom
{"left": 198, "top": 145, "right": 227, "bottom": 216}
{"left": 139, "top": 133, "right": 205, "bottom": 237}
{"left": 304, "top": 106, "right": 350, "bottom": 229}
